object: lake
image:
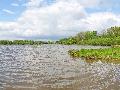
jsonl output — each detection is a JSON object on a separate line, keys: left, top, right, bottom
{"left": 0, "top": 45, "right": 120, "bottom": 90}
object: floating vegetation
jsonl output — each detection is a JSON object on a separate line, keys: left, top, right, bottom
{"left": 68, "top": 47, "right": 120, "bottom": 64}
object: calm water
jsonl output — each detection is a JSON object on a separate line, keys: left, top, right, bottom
{"left": 0, "top": 45, "right": 119, "bottom": 90}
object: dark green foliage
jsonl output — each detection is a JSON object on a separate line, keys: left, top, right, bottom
{"left": 56, "top": 26, "right": 120, "bottom": 46}
{"left": 0, "top": 40, "right": 48, "bottom": 45}
{"left": 68, "top": 49, "right": 80, "bottom": 57}
{"left": 48, "top": 41, "right": 55, "bottom": 44}
{"left": 106, "top": 26, "right": 120, "bottom": 37}
{"left": 56, "top": 37, "right": 77, "bottom": 45}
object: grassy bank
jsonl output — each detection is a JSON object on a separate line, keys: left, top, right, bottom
{"left": 68, "top": 47, "right": 120, "bottom": 64}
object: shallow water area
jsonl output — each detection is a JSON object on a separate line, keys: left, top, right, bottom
{"left": 0, "top": 45, "right": 119, "bottom": 90}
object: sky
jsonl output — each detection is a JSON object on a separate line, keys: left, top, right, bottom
{"left": 0, "top": 0, "right": 120, "bottom": 40}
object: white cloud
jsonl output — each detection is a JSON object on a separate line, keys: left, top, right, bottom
{"left": 0, "top": 0, "right": 120, "bottom": 40}
{"left": 2, "top": 9, "right": 15, "bottom": 14}
{"left": 18, "top": 0, "right": 86, "bottom": 37}
{"left": 80, "top": 12, "right": 120, "bottom": 33}
{"left": 26, "top": 0, "right": 44, "bottom": 8}
{"left": 11, "top": 3, "right": 19, "bottom": 7}
{"left": 55, "top": 0, "right": 100, "bottom": 8}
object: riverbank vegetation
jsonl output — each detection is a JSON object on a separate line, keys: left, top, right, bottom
{"left": 68, "top": 47, "right": 120, "bottom": 64}
{"left": 56, "top": 26, "right": 120, "bottom": 46}
{"left": 66, "top": 26, "right": 120, "bottom": 63}
{"left": 0, "top": 40, "right": 49, "bottom": 45}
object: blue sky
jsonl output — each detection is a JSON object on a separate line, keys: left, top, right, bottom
{"left": 0, "top": 0, "right": 56, "bottom": 21}
{"left": 86, "top": 0, "right": 120, "bottom": 14}
{"left": 0, "top": 0, "right": 120, "bottom": 21}
{"left": 0, "top": 0, "right": 27, "bottom": 21}
{"left": 0, "top": 0, "right": 120, "bottom": 40}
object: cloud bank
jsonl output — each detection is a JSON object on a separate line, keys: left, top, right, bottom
{"left": 0, "top": 0, "right": 120, "bottom": 40}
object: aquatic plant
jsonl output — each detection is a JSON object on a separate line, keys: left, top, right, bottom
{"left": 68, "top": 47, "right": 120, "bottom": 64}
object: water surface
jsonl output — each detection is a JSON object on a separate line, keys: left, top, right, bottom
{"left": 0, "top": 45, "right": 119, "bottom": 90}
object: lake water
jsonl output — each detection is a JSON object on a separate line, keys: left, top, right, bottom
{"left": 0, "top": 45, "right": 119, "bottom": 90}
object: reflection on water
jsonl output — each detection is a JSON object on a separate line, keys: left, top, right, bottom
{"left": 0, "top": 45, "right": 119, "bottom": 90}
{"left": 85, "top": 58, "right": 120, "bottom": 64}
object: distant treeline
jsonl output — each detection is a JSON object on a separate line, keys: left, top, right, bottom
{"left": 0, "top": 40, "right": 51, "bottom": 45}
{"left": 56, "top": 26, "right": 120, "bottom": 46}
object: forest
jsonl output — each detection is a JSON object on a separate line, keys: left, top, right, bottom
{"left": 56, "top": 26, "right": 120, "bottom": 46}
{"left": 0, "top": 40, "right": 48, "bottom": 45}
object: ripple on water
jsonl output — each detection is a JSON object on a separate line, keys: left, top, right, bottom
{"left": 0, "top": 45, "right": 119, "bottom": 90}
